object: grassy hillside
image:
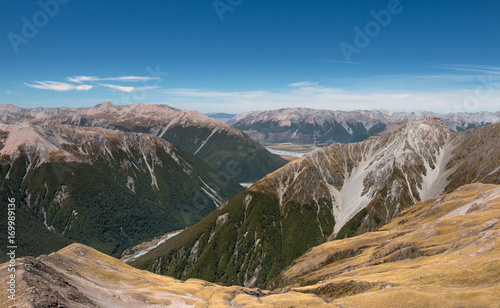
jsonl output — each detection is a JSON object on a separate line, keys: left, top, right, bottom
{"left": 269, "top": 183, "right": 500, "bottom": 307}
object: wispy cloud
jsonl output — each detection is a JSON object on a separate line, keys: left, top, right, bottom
{"left": 6, "top": 90, "right": 22, "bottom": 95}
{"left": 75, "top": 84, "right": 93, "bottom": 91}
{"left": 432, "top": 64, "right": 500, "bottom": 76}
{"left": 160, "top": 80, "right": 500, "bottom": 114}
{"left": 99, "top": 83, "right": 135, "bottom": 93}
{"left": 24, "top": 81, "right": 93, "bottom": 91}
{"left": 67, "top": 76, "right": 161, "bottom": 83}
{"left": 25, "top": 75, "right": 160, "bottom": 93}
{"left": 289, "top": 81, "right": 318, "bottom": 87}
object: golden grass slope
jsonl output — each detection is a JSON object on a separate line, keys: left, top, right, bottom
{"left": 0, "top": 243, "right": 336, "bottom": 307}
{"left": 271, "top": 183, "right": 500, "bottom": 308}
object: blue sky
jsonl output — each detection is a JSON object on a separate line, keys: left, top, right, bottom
{"left": 1, "top": 0, "right": 499, "bottom": 113}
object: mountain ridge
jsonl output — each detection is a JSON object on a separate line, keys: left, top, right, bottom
{"left": 229, "top": 107, "right": 500, "bottom": 144}
{"left": 0, "top": 103, "right": 288, "bottom": 183}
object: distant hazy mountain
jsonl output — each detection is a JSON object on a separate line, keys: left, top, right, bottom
{"left": 229, "top": 108, "right": 500, "bottom": 144}
{"left": 132, "top": 118, "right": 500, "bottom": 288}
{"left": 205, "top": 112, "right": 237, "bottom": 123}
{"left": 0, "top": 122, "right": 242, "bottom": 261}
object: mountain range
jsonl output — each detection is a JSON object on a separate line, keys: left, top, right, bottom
{"left": 0, "top": 102, "right": 287, "bottom": 262}
{"left": 2, "top": 103, "right": 499, "bottom": 307}
{"left": 227, "top": 108, "right": 500, "bottom": 144}
{"left": 132, "top": 117, "right": 500, "bottom": 288}
{"left": 1, "top": 103, "right": 287, "bottom": 183}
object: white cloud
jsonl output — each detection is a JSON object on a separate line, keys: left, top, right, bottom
{"left": 24, "top": 81, "right": 93, "bottom": 92}
{"left": 289, "top": 81, "right": 318, "bottom": 87}
{"left": 99, "top": 83, "right": 134, "bottom": 93}
{"left": 24, "top": 81, "right": 77, "bottom": 91}
{"left": 76, "top": 84, "right": 93, "bottom": 91}
{"left": 109, "top": 76, "right": 161, "bottom": 82}
{"left": 67, "top": 76, "right": 98, "bottom": 83}
{"left": 27, "top": 74, "right": 163, "bottom": 95}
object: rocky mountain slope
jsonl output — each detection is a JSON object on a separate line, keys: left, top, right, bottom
{"left": 132, "top": 118, "right": 500, "bottom": 288}
{"left": 2, "top": 183, "right": 498, "bottom": 307}
{"left": 80, "top": 103, "right": 287, "bottom": 182}
{"left": 0, "top": 103, "right": 287, "bottom": 183}
{"left": 229, "top": 108, "right": 500, "bottom": 144}
{"left": 0, "top": 123, "right": 242, "bottom": 261}
{"left": 270, "top": 183, "right": 500, "bottom": 307}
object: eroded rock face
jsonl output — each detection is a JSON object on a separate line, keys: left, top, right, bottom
{"left": 251, "top": 117, "right": 453, "bottom": 235}
{"left": 17, "top": 257, "right": 98, "bottom": 307}
{"left": 0, "top": 123, "right": 177, "bottom": 165}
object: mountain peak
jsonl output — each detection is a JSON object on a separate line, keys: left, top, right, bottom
{"left": 421, "top": 115, "right": 451, "bottom": 132}
{"left": 97, "top": 101, "right": 115, "bottom": 108}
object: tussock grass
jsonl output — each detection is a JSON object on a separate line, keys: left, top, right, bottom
{"left": 272, "top": 184, "right": 500, "bottom": 307}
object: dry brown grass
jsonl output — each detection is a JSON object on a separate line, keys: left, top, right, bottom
{"left": 272, "top": 183, "right": 500, "bottom": 308}
{"left": 0, "top": 242, "right": 339, "bottom": 307}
